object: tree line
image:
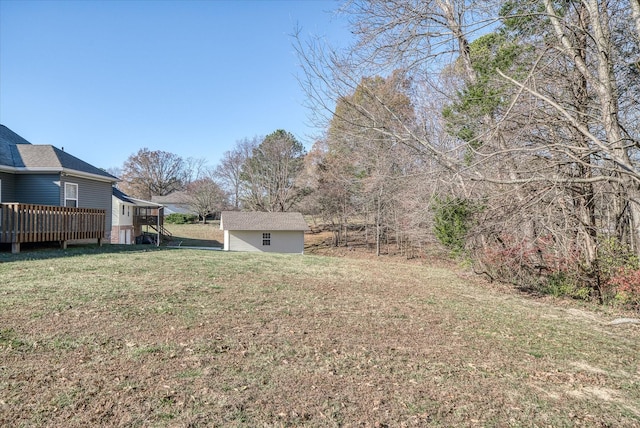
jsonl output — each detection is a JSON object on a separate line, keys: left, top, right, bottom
{"left": 116, "top": 0, "right": 640, "bottom": 306}
{"left": 115, "top": 129, "right": 308, "bottom": 222}
{"left": 290, "top": 0, "right": 640, "bottom": 306}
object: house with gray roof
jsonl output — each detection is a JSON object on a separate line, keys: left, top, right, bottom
{"left": 0, "top": 125, "right": 118, "bottom": 250}
{"left": 220, "top": 211, "right": 309, "bottom": 253}
{"left": 151, "top": 191, "right": 195, "bottom": 216}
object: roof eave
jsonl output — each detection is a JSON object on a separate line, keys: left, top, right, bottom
{"left": 62, "top": 168, "right": 119, "bottom": 183}
{"left": 128, "top": 196, "right": 164, "bottom": 208}
{"left": 224, "top": 226, "right": 310, "bottom": 232}
{"left": 0, "top": 165, "right": 118, "bottom": 183}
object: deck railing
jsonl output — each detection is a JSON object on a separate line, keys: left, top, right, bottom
{"left": 0, "top": 203, "right": 106, "bottom": 253}
{"left": 134, "top": 215, "right": 160, "bottom": 226}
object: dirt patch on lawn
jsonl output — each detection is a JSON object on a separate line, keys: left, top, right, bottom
{"left": 1, "top": 233, "right": 639, "bottom": 426}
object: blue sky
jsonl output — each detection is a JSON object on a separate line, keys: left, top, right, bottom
{"left": 0, "top": 0, "right": 348, "bottom": 172}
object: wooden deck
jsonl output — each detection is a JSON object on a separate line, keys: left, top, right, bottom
{"left": 0, "top": 203, "right": 106, "bottom": 253}
{"left": 134, "top": 209, "right": 172, "bottom": 244}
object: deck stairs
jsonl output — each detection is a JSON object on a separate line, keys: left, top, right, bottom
{"left": 148, "top": 223, "right": 173, "bottom": 244}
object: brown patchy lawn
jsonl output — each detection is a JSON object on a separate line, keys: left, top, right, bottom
{"left": 0, "top": 238, "right": 639, "bottom": 426}
{"left": 163, "top": 221, "right": 224, "bottom": 248}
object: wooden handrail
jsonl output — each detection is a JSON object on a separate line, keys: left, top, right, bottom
{"left": 0, "top": 203, "right": 106, "bottom": 252}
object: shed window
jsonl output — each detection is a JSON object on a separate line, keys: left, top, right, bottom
{"left": 262, "top": 232, "right": 271, "bottom": 246}
{"left": 64, "top": 183, "right": 78, "bottom": 207}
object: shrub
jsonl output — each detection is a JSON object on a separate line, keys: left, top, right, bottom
{"left": 543, "top": 272, "right": 590, "bottom": 300}
{"left": 165, "top": 213, "right": 197, "bottom": 224}
{"left": 432, "top": 196, "right": 476, "bottom": 254}
{"left": 472, "top": 233, "right": 640, "bottom": 306}
{"left": 471, "top": 233, "right": 588, "bottom": 298}
{"left": 606, "top": 268, "right": 640, "bottom": 308}
{"left": 596, "top": 237, "right": 640, "bottom": 305}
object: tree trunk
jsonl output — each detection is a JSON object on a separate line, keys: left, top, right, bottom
{"left": 573, "top": 2, "right": 598, "bottom": 270}
{"left": 631, "top": 0, "right": 640, "bottom": 40}
{"left": 586, "top": 0, "right": 640, "bottom": 254}
{"left": 376, "top": 195, "right": 382, "bottom": 257}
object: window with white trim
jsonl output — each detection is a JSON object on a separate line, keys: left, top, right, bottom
{"left": 262, "top": 232, "right": 271, "bottom": 246}
{"left": 64, "top": 182, "right": 78, "bottom": 207}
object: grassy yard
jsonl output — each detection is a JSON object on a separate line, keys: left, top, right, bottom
{"left": 1, "top": 244, "right": 639, "bottom": 426}
{"left": 163, "top": 221, "right": 224, "bottom": 248}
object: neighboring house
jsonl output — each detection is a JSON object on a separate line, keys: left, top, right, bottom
{"left": 151, "top": 191, "right": 194, "bottom": 216}
{"left": 112, "top": 188, "right": 167, "bottom": 245}
{"left": 220, "top": 211, "right": 309, "bottom": 254}
{"left": 0, "top": 125, "right": 118, "bottom": 251}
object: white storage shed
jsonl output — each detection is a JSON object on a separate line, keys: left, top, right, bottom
{"left": 220, "top": 211, "right": 309, "bottom": 254}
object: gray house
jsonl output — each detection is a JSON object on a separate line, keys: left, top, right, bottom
{"left": 0, "top": 125, "right": 118, "bottom": 251}
{"left": 220, "top": 211, "right": 309, "bottom": 254}
{"left": 151, "top": 191, "right": 195, "bottom": 216}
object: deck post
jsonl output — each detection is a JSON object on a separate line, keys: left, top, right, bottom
{"left": 156, "top": 212, "right": 161, "bottom": 247}
{"left": 60, "top": 240, "right": 68, "bottom": 249}
{"left": 11, "top": 242, "right": 20, "bottom": 254}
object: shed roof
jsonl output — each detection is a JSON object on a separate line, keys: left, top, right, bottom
{"left": 220, "top": 211, "right": 309, "bottom": 231}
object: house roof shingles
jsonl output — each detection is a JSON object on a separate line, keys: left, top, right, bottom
{"left": 151, "top": 191, "right": 191, "bottom": 204}
{"left": 0, "top": 125, "right": 29, "bottom": 167}
{"left": 0, "top": 125, "right": 31, "bottom": 146}
{"left": 113, "top": 187, "right": 135, "bottom": 204}
{"left": 221, "top": 211, "right": 309, "bottom": 231}
{"left": 113, "top": 187, "right": 163, "bottom": 208}
{"left": 0, "top": 124, "right": 117, "bottom": 182}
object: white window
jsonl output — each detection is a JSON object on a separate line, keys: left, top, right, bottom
{"left": 64, "top": 182, "right": 78, "bottom": 207}
{"left": 262, "top": 232, "right": 271, "bottom": 246}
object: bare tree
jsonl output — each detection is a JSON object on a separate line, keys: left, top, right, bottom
{"left": 185, "top": 176, "right": 228, "bottom": 224}
{"left": 185, "top": 156, "right": 208, "bottom": 182}
{"left": 307, "top": 137, "right": 360, "bottom": 246}
{"left": 120, "top": 148, "right": 192, "bottom": 199}
{"left": 215, "top": 138, "right": 257, "bottom": 209}
{"left": 296, "top": 0, "right": 640, "bottom": 297}
{"left": 326, "top": 71, "right": 418, "bottom": 254}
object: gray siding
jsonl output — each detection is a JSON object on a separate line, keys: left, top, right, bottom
{"left": 0, "top": 172, "right": 16, "bottom": 202}
{"left": 0, "top": 172, "right": 113, "bottom": 237}
{"left": 228, "top": 230, "right": 305, "bottom": 254}
{"left": 61, "top": 176, "right": 113, "bottom": 235}
{"left": 15, "top": 174, "right": 61, "bottom": 205}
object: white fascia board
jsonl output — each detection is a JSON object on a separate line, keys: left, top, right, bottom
{"left": 62, "top": 169, "right": 119, "bottom": 183}
{"left": 127, "top": 196, "right": 164, "bottom": 208}
{"left": 0, "top": 166, "right": 61, "bottom": 174}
